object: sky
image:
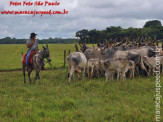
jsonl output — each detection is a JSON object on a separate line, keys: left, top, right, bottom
{"left": 0, "top": 0, "right": 163, "bottom": 39}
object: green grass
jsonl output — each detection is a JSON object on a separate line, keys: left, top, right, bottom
{"left": 0, "top": 69, "right": 162, "bottom": 121}
{"left": 0, "top": 44, "right": 76, "bottom": 70}
{"left": 0, "top": 44, "right": 162, "bottom": 121}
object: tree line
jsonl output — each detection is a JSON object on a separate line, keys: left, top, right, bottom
{"left": 0, "top": 37, "right": 78, "bottom": 44}
{"left": 76, "top": 20, "right": 163, "bottom": 44}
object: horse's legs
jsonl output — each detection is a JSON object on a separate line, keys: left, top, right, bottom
{"left": 34, "top": 70, "right": 40, "bottom": 84}
{"left": 37, "top": 71, "right": 40, "bottom": 79}
{"left": 34, "top": 72, "right": 37, "bottom": 84}
{"left": 28, "top": 70, "right": 32, "bottom": 84}
{"left": 37, "top": 71, "right": 41, "bottom": 85}
{"left": 23, "top": 65, "right": 26, "bottom": 84}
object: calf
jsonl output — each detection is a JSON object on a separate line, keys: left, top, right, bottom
{"left": 67, "top": 52, "right": 87, "bottom": 83}
{"left": 128, "top": 60, "right": 135, "bottom": 79}
{"left": 104, "top": 58, "right": 135, "bottom": 81}
{"left": 87, "top": 59, "right": 104, "bottom": 78}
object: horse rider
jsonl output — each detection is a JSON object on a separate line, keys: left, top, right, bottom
{"left": 26, "top": 33, "right": 39, "bottom": 66}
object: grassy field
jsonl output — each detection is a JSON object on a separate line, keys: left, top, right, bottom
{"left": 0, "top": 44, "right": 76, "bottom": 70}
{"left": 0, "top": 44, "right": 162, "bottom": 121}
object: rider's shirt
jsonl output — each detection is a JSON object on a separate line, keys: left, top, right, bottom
{"left": 26, "top": 39, "right": 38, "bottom": 52}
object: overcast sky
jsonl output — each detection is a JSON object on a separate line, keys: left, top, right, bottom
{"left": 0, "top": 0, "right": 162, "bottom": 39}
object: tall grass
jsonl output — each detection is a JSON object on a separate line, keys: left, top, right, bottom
{"left": 0, "top": 69, "right": 162, "bottom": 121}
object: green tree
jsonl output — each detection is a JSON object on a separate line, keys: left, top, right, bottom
{"left": 99, "top": 30, "right": 106, "bottom": 43}
{"left": 76, "top": 29, "right": 89, "bottom": 44}
{"left": 106, "top": 26, "right": 122, "bottom": 40}
{"left": 144, "top": 20, "right": 162, "bottom": 28}
{"left": 88, "top": 29, "right": 100, "bottom": 44}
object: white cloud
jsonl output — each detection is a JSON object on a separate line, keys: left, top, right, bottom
{"left": 0, "top": 0, "right": 163, "bottom": 39}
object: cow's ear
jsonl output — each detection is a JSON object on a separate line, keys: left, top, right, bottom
{"left": 46, "top": 44, "right": 48, "bottom": 48}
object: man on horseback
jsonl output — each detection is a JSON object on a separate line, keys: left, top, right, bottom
{"left": 26, "top": 33, "right": 39, "bottom": 66}
{"left": 22, "top": 33, "right": 51, "bottom": 84}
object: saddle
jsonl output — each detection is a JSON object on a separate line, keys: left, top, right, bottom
{"left": 22, "top": 51, "right": 37, "bottom": 65}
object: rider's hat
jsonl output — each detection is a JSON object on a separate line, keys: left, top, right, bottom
{"left": 30, "top": 33, "right": 37, "bottom": 38}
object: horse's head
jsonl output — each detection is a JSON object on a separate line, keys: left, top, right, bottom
{"left": 42, "top": 44, "right": 51, "bottom": 63}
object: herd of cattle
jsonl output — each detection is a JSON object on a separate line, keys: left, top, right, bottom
{"left": 67, "top": 42, "right": 163, "bottom": 83}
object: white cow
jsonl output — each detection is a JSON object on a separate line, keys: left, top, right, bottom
{"left": 67, "top": 52, "right": 87, "bottom": 83}
{"left": 104, "top": 58, "right": 135, "bottom": 81}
